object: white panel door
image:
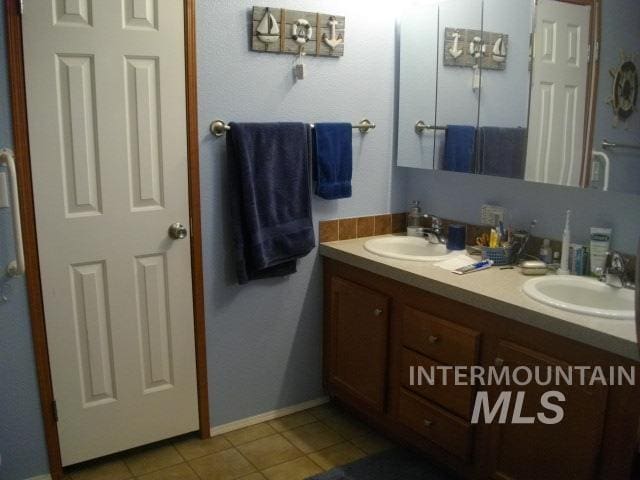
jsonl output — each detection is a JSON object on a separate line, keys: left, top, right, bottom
{"left": 526, "top": 0, "right": 590, "bottom": 187}
{"left": 22, "top": 0, "right": 199, "bottom": 466}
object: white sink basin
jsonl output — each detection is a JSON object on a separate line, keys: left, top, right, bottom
{"left": 522, "top": 275, "right": 635, "bottom": 320}
{"left": 364, "top": 236, "right": 459, "bottom": 262}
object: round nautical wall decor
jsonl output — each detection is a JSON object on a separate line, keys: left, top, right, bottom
{"left": 607, "top": 50, "right": 638, "bottom": 127}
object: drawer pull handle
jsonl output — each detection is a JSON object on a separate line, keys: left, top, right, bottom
{"left": 428, "top": 335, "right": 440, "bottom": 344}
{"left": 494, "top": 357, "right": 505, "bottom": 368}
{"left": 423, "top": 419, "right": 434, "bottom": 427}
{"left": 373, "top": 308, "right": 383, "bottom": 316}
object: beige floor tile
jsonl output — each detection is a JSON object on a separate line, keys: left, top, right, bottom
{"left": 237, "top": 474, "right": 266, "bottom": 480}
{"left": 69, "top": 458, "right": 132, "bottom": 480}
{"left": 320, "top": 413, "right": 370, "bottom": 440}
{"left": 236, "top": 433, "right": 303, "bottom": 470}
{"left": 224, "top": 423, "right": 277, "bottom": 446}
{"left": 267, "top": 411, "right": 316, "bottom": 432}
{"left": 189, "top": 448, "right": 256, "bottom": 480}
{"left": 281, "top": 422, "right": 344, "bottom": 454}
{"left": 308, "top": 442, "right": 367, "bottom": 471}
{"left": 261, "top": 456, "right": 323, "bottom": 480}
{"left": 136, "top": 463, "right": 198, "bottom": 480}
{"left": 351, "top": 432, "right": 395, "bottom": 455}
{"left": 306, "top": 403, "right": 339, "bottom": 420}
{"left": 173, "top": 434, "right": 233, "bottom": 460}
{"left": 123, "top": 444, "right": 183, "bottom": 476}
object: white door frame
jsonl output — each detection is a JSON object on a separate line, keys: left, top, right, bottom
{"left": 4, "top": 1, "right": 208, "bottom": 478}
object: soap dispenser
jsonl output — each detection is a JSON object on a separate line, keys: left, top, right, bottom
{"left": 407, "top": 201, "right": 423, "bottom": 237}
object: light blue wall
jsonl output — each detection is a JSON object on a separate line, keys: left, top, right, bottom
{"left": 0, "top": 6, "right": 50, "bottom": 480}
{"left": 592, "top": 0, "right": 640, "bottom": 195}
{"left": 198, "top": 0, "right": 400, "bottom": 426}
{"left": 401, "top": 168, "right": 640, "bottom": 254}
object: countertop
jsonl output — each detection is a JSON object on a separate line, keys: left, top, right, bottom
{"left": 319, "top": 235, "right": 640, "bottom": 362}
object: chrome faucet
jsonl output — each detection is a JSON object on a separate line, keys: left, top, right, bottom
{"left": 598, "top": 252, "right": 634, "bottom": 289}
{"left": 423, "top": 214, "right": 447, "bottom": 245}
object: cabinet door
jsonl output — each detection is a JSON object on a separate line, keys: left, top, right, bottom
{"left": 328, "top": 277, "right": 390, "bottom": 412}
{"left": 487, "top": 341, "right": 608, "bottom": 480}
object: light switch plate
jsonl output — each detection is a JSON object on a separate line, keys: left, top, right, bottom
{"left": 480, "top": 204, "right": 505, "bottom": 226}
{"left": 0, "top": 172, "right": 9, "bottom": 208}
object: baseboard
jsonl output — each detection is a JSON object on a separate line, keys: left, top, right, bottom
{"left": 210, "top": 396, "right": 330, "bottom": 436}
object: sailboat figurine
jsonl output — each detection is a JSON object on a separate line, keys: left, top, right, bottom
{"left": 256, "top": 8, "right": 280, "bottom": 44}
{"left": 492, "top": 37, "right": 507, "bottom": 63}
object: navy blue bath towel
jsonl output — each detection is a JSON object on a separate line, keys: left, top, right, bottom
{"left": 226, "top": 122, "right": 315, "bottom": 284}
{"left": 313, "top": 123, "right": 353, "bottom": 199}
{"left": 442, "top": 125, "right": 477, "bottom": 173}
{"left": 477, "top": 126, "right": 527, "bottom": 179}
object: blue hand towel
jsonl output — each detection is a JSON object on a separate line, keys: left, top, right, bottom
{"left": 442, "top": 125, "right": 477, "bottom": 173}
{"left": 312, "top": 123, "right": 353, "bottom": 199}
{"left": 477, "top": 127, "right": 527, "bottom": 179}
{"left": 226, "top": 122, "right": 315, "bottom": 284}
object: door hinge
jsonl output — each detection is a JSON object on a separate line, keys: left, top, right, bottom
{"left": 52, "top": 400, "right": 59, "bottom": 422}
{"left": 594, "top": 40, "right": 600, "bottom": 63}
{"left": 587, "top": 44, "right": 591, "bottom": 63}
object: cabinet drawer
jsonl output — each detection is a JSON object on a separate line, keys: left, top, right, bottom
{"left": 400, "top": 348, "right": 474, "bottom": 419}
{"left": 402, "top": 306, "right": 479, "bottom": 365}
{"left": 397, "top": 388, "right": 472, "bottom": 461}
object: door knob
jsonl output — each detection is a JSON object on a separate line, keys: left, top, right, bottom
{"left": 168, "top": 222, "right": 188, "bottom": 239}
{"left": 373, "top": 308, "right": 383, "bottom": 316}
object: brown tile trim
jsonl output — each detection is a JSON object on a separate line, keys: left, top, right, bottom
{"left": 338, "top": 218, "right": 358, "bottom": 240}
{"left": 391, "top": 213, "right": 407, "bottom": 234}
{"left": 374, "top": 215, "right": 391, "bottom": 235}
{"left": 356, "top": 216, "right": 375, "bottom": 237}
{"left": 319, "top": 220, "right": 339, "bottom": 242}
{"left": 319, "top": 213, "right": 407, "bottom": 243}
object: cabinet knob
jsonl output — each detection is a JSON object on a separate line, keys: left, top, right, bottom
{"left": 373, "top": 308, "right": 383, "bottom": 316}
{"left": 423, "top": 419, "right": 434, "bottom": 427}
{"left": 494, "top": 357, "right": 505, "bottom": 368}
{"left": 428, "top": 335, "right": 440, "bottom": 344}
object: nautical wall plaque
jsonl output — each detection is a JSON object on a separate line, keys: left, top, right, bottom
{"left": 607, "top": 50, "right": 638, "bottom": 127}
{"left": 443, "top": 27, "right": 508, "bottom": 71}
{"left": 251, "top": 6, "right": 345, "bottom": 57}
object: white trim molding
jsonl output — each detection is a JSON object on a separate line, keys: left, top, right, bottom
{"left": 210, "top": 397, "right": 330, "bottom": 436}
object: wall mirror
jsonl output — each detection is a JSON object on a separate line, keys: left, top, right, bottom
{"left": 397, "top": 0, "right": 640, "bottom": 195}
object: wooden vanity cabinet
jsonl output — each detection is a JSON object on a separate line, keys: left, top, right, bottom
{"left": 323, "top": 258, "right": 640, "bottom": 480}
{"left": 326, "top": 277, "right": 390, "bottom": 413}
{"left": 485, "top": 341, "right": 608, "bottom": 480}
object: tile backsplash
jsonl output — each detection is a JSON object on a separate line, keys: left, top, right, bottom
{"left": 319, "top": 213, "right": 407, "bottom": 242}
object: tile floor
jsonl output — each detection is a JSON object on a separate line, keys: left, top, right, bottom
{"left": 64, "top": 403, "right": 395, "bottom": 480}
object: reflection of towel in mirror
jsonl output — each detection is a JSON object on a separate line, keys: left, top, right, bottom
{"left": 442, "top": 125, "right": 477, "bottom": 173}
{"left": 477, "top": 127, "right": 527, "bottom": 179}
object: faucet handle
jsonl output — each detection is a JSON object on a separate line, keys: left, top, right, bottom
{"left": 605, "top": 251, "right": 626, "bottom": 273}
{"left": 424, "top": 214, "right": 442, "bottom": 228}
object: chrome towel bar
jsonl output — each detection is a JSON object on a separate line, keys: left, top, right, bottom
{"left": 415, "top": 121, "right": 447, "bottom": 134}
{"left": 210, "top": 119, "right": 376, "bottom": 137}
{"left": 602, "top": 139, "right": 640, "bottom": 151}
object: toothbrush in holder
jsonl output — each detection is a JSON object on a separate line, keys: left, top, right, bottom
{"left": 558, "top": 210, "right": 571, "bottom": 275}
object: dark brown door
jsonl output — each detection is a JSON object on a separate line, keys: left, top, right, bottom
{"left": 487, "top": 341, "right": 608, "bottom": 480}
{"left": 329, "top": 277, "right": 390, "bottom": 412}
